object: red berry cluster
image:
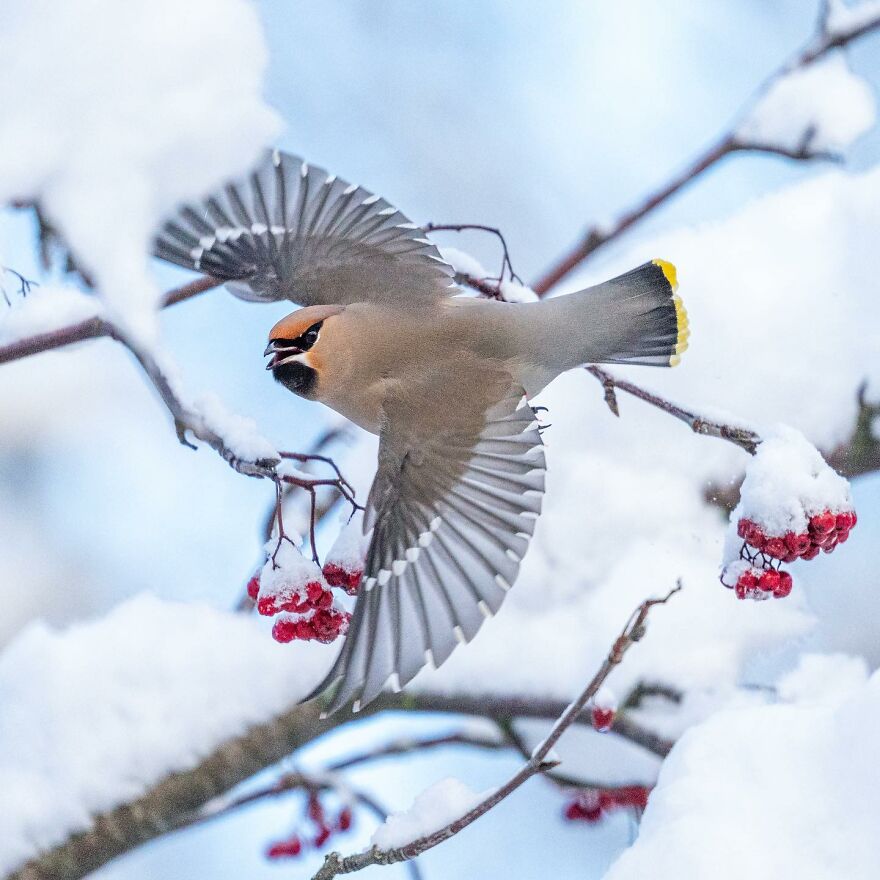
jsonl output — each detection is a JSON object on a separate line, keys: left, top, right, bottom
{"left": 723, "top": 507, "right": 857, "bottom": 602}
{"left": 322, "top": 562, "right": 363, "bottom": 596}
{"left": 563, "top": 786, "right": 651, "bottom": 824}
{"left": 272, "top": 607, "right": 351, "bottom": 644}
{"left": 737, "top": 510, "right": 856, "bottom": 563}
{"left": 266, "top": 793, "right": 353, "bottom": 860}
{"left": 247, "top": 568, "right": 351, "bottom": 645}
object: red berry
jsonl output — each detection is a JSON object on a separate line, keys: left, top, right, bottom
{"left": 809, "top": 512, "right": 836, "bottom": 534}
{"left": 749, "top": 527, "right": 767, "bottom": 551}
{"left": 246, "top": 576, "right": 260, "bottom": 600}
{"left": 591, "top": 706, "right": 615, "bottom": 732}
{"left": 306, "top": 581, "right": 325, "bottom": 606}
{"left": 336, "top": 807, "right": 353, "bottom": 832}
{"left": 738, "top": 570, "right": 759, "bottom": 591}
{"left": 271, "top": 618, "right": 298, "bottom": 643}
{"left": 308, "top": 792, "right": 325, "bottom": 824}
{"left": 835, "top": 512, "right": 852, "bottom": 531}
{"left": 802, "top": 546, "right": 820, "bottom": 560}
{"left": 774, "top": 571, "right": 793, "bottom": 598}
{"left": 837, "top": 530, "right": 850, "bottom": 544}
{"left": 279, "top": 595, "right": 310, "bottom": 614}
{"left": 266, "top": 837, "right": 302, "bottom": 859}
{"left": 313, "top": 825, "right": 332, "bottom": 848}
{"left": 737, "top": 519, "right": 751, "bottom": 540}
{"left": 294, "top": 619, "right": 315, "bottom": 641}
{"left": 758, "top": 570, "right": 781, "bottom": 593}
{"left": 614, "top": 786, "right": 650, "bottom": 809}
{"left": 323, "top": 563, "right": 363, "bottom": 594}
{"left": 763, "top": 537, "right": 787, "bottom": 559}
{"left": 564, "top": 799, "right": 602, "bottom": 823}
{"left": 257, "top": 596, "right": 278, "bottom": 617}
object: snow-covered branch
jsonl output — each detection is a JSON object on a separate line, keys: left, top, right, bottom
{"left": 531, "top": 4, "right": 880, "bottom": 295}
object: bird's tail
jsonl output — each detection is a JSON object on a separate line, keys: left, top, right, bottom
{"left": 533, "top": 259, "right": 689, "bottom": 370}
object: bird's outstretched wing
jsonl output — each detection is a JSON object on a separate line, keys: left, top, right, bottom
{"left": 308, "top": 359, "right": 546, "bottom": 714}
{"left": 153, "top": 149, "right": 453, "bottom": 306}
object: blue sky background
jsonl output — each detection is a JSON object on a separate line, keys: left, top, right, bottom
{"left": 3, "top": 2, "right": 880, "bottom": 878}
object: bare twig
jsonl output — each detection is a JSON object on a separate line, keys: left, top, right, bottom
{"left": 311, "top": 584, "right": 681, "bottom": 880}
{"left": 586, "top": 365, "right": 761, "bottom": 455}
{"left": 0, "top": 275, "right": 221, "bottom": 366}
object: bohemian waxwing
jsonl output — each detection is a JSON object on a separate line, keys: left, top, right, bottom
{"left": 154, "top": 149, "right": 689, "bottom": 714}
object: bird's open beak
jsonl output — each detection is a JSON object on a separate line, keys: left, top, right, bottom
{"left": 264, "top": 339, "right": 304, "bottom": 370}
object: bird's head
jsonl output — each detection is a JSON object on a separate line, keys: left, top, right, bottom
{"left": 264, "top": 304, "right": 344, "bottom": 398}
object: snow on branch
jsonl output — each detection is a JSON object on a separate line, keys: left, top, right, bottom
{"left": 531, "top": 1, "right": 880, "bottom": 295}
{"left": 309, "top": 585, "right": 681, "bottom": 880}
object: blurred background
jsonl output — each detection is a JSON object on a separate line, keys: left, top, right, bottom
{"left": 2, "top": 2, "right": 879, "bottom": 878}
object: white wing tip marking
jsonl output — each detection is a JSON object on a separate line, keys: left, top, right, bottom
{"left": 377, "top": 569, "right": 392, "bottom": 586}
{"left": 324, "top": 174, "right": 337, "bottom": 186}
{"left": 250, "top": 222, "right": 268, "bottom": 235}
{"left": 424, "top": 648, "right": 436, "bottom": 669}
{"left": 392, "top": 559, "right": 407, "bottom": 577}
{"left": 343, "top": 183, "right": 358, "bottom": 195}
{"left": 300, "top": 162, "right": 309, "bottom": 178}
{"left": 495, "top": 574, "right": 512, "bottom": 592}
{"left": 405, "top": 546, "right": 420, "bottom": 562}
{"left": 272, "top": 149, "right": 281, "bottom": 166}
{"left": 364, "top": 576, "right": 377, "bottom": 591}
{"left": 505, "top": 548, "right": 520, "bottom": 562}
{"left": 430, "top": 517, "right": 442, "bottom": 532}
{"left": 362, "top": 193, "right": 381, "bottom": 205}
{"left": 389, "top": 672, "right": 402, "bottom": 693}
{"left": 453, "top": 625, "right": 466, "bottom": 645}
{"left": 478, "top": 600, "right": 493, "bottom": 619}
{"left": 352, "top": 699, "right": 362, "bottom": 714}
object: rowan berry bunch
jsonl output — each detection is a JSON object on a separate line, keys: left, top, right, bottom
{"left": 719, "top": 427, "right": 857, "bottom": 602}
{"left": 265, "top": 790, "right": 353, "bottom": 860}
{"left": 563, "top": 786, "right": 651, "bottom": 824}
{"left": 721, "top": 507, "right": 857, "bottom": 602}
{"left": 249, "top": 540, "right": 351, "bottom": 644}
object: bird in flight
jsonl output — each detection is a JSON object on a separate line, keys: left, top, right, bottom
{"left": 154, "top": 149, "right": 688, "bottom": 713}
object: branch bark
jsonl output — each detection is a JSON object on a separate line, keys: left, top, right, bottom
{"left": 5, "top": 681, "right": 673, "bottom": 880}
{"left": 311, "top": 585, "right": 680, "bottom": 880}
{"left": 530, "top": 9, "right": 880, "bottom": 296}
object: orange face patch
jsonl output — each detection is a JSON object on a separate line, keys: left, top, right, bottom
{"left": 268, "top": 304, "right": 344, "bottom": 341}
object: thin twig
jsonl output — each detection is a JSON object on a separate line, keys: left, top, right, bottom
{"left": 530, "top": 9, "right": 880, "bottom": 295}
{"left": 586, "top": 365, "right": 761, "bottom": 455}
{"left": 0, "top": 275, "right": 221, "bottom": 365}
{"left": 311, "top": 584, "right": 681, "bottom": 880}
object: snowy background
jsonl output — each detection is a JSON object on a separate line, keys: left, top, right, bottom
{"left": 2, "top": 1, "right": 880, "bottom": 879}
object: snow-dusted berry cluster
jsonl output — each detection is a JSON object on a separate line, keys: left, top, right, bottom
{"left": 248, "top": 516, "right": 366, "bottom": 645}
{"left": 563, "top": 786, "right": 651, "bottom": 823}
{"left": 720, "top": 427, "right": 857, "bottom": 602}
{"left": 266, "top": 791, "right": 353, "bottom": 860}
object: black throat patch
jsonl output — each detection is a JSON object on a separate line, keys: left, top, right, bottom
{"left": 273, "top": 361, "right": 318, "bottom": 398}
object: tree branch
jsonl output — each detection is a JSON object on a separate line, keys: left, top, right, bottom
{"left": 530, "top": 7, "right": 880, "bottom": 296}
{"left": 5, "top": 679, "right": 675, "bottom": 880}
{"left": 0, "top": 275, "right": 220, "bottom": 366}
{"left": 311, "top": 584, "right": 681, "bottom": 880}
{"left": 585, "top": 365, "right": 761, "bottom": 455}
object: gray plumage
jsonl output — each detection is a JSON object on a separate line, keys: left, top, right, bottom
{"left": 153, "top": 149, "right": 689, "bottom": 714}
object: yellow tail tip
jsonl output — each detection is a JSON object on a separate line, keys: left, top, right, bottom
{"left": 652, "top": 259, "right": 689, "bottom": 366}
{"left": 652, "top": 258, "right": 678, "bottom": 291}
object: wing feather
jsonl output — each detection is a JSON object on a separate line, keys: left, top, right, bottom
{"left": 306, "top": 369, "right": 546, "bottom": 714}
{"left": 154, "top": 150, "right": 453, "bottom": 307}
